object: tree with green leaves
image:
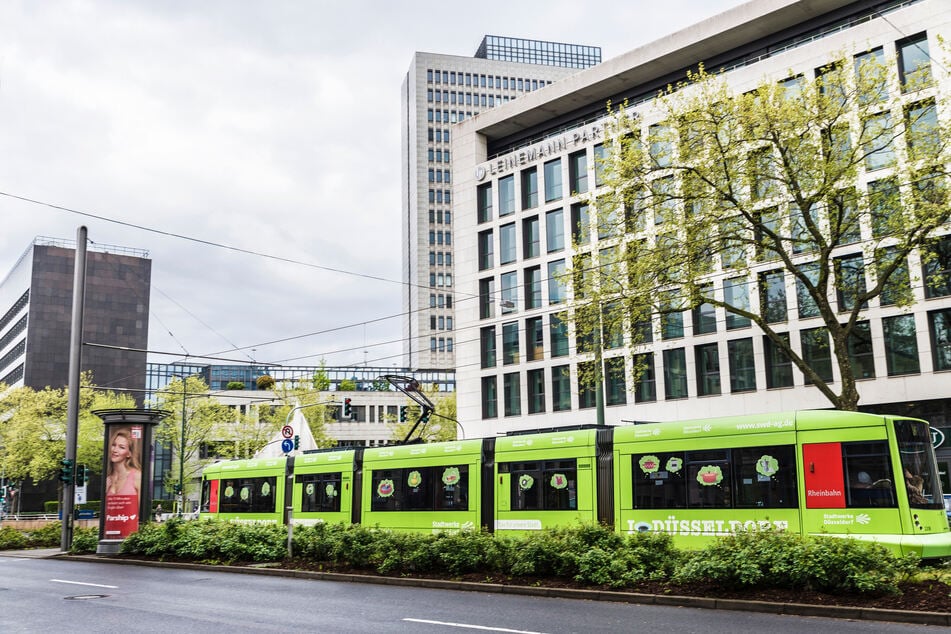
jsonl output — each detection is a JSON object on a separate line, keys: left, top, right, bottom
{"left": 0, "top": 373, "right": 134, "bottom": 484}
{"left": 267, "top": 381, "right": 335, "bottom": 448}
{"left": 152, "top": 375, "right": 235, "bottom": 497}
{"left": 573, "top": 50, "right": 949, "bottom": 411}
{"left": 389, "top": 389, "right": 458, "bottom": 443}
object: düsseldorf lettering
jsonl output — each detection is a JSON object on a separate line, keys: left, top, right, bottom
{"left": 627, "top": 516, "right": 789, "bottom": 536}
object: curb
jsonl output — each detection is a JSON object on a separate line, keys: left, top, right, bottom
{"left": 54, "top": 553, "right": 950, "bottom": 627}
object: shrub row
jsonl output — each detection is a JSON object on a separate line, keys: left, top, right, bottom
{"left": 0, "top": 521, "right": 66, "bottom": 549}
{"left": 110, "top": 520, "right": 923, "bottom": 595}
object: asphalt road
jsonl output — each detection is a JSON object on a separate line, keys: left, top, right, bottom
{"left": 0, "top": 555, "right": 939, "bottom": 633}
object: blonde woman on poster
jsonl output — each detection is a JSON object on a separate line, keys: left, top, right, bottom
{"left": 104, "top": 426, "right": 143, "bottom": 538}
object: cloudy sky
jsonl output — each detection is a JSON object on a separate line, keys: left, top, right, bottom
{"left": 0, "top": 0, "right": 740, "bottom": 377}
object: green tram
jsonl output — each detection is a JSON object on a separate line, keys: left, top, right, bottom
{"left": 200, "top": 410, "right": 951, "bottom": 558}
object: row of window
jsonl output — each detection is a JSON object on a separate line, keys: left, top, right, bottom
{"left": 479, "top": 308, "right": 951, "bottom": 417}
{"left": 428, "top": 90, "right": 514, "bottom": 109}
{"left": 427, "top": 168, "right": 450, "bottom": 183}
{"left": 430, "top": 337, "right": 454, "bottom": 353}
{"left": 428, "top": 251, "right": 452, "bottom": 267}
{"left": 427, "top": 209, "right": 451, "bottom": 225}
{"left": 426, "top": 68, "right": 548, "bottom": 91}
{"left": 429, "top": 315, "right": 453, "bottom": 332}
{"left": 427, "top": 128, "right": 449, "bottom": 144}
{"left": 477, "top": 233, "right": 950, "bottom": 325}
{"left": 0, "top": 290, "right": 29, "bottom": 333}
{"left": 428, "top": 293, "right": 453, "bottom": 309}
{"left": 428, "top": 272, "right": 452, "bottom": 288}
{"left": 427, "top": 148, "right": 450, "bottom": 163}
{"left": 427, "top": 189, "right": 450, "bottom": 204}
{"left": 477, "top": 150, "right": 599, "bottom": 223}
{"left": 427, "top": 230, "right": 452, "bottom": 246}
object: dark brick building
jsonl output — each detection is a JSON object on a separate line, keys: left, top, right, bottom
{"left": 0, "top": 237, "right": 151, "bottom": 395}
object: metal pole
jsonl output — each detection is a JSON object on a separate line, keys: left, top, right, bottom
{"left": 61, "top": 226, "right": 87, "bottom": 551}
{"left": 594, "top": 319, "right": 605, "bottom": 427}
{"left": 179, "top": 379, "right": 187, "bottom": 515}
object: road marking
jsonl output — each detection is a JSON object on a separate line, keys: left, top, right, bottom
{"left": 403, "top": 619, "right": 546, "bottom": 634}
{"left": 51, "top": 579, "right": 118, "bottom": 589}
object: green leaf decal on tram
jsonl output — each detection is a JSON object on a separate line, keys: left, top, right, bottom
{"left": 696, "top": 465, "right": 723, "bottom": 486}
{"left": 665, "top": 457, "right": 683, "bottom": 473}
{"left": 442, "top": 467, "right": 460, "bottom": 486}
{"left": 550, "top": 473, "right": 568, "bottom": 490}
{"left": 408, "top": 470, "right": 422, "bottom": 488}
{"left": 639, "top": 455, "right": 660, "bottom": 474}
{"left": 377, "top": 479, "right": 395, "bottom": 498}
{"left": 756, "top": 455, "right": 779, "bottom": 478}
{"left": 518, "top": 474, "right": 534, "bottom": 491}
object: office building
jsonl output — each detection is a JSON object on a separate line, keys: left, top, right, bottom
{"left": 401, "top": 36, "right": 601, "bottom": 370}
{"left": 452, "top": 1, "right": 951, "bottom": 484}
{"left": 0, "top": 237, "right": 151, "bottom": 394}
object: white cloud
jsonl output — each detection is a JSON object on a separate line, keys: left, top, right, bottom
{"left": 0, "top": 0, "right": 739, "bottom": 373}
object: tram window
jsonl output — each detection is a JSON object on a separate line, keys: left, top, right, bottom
{"left": 370, "top": 465, "right": 469, "bottom": 512}
{"left": 894, "top": 419, "right": 944, "bottom": 509}
{"left": 218, "top": 476, "right": 277, "bottom": 514}
{"left": 843, "top": 441, "right": 896, "bottom": 508}
{"left": 200, "top": 479, "right": 211, "bottom": 512}
{"left": 733, "top": 446, "right": 798, "bottom": 508}
{"left": 299, "top": 473, "right": 342, "bottom": 513}
{"left": 686, "top": 450, "right": 731, "bottom": 508}
{"left": 632, "top": 452, "right": 687, "bottom": 509}
{"left": 509, "top": 460, "right": 578, "bottom": 511}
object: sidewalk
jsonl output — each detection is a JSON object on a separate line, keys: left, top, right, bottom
{"left": 0, "top": 547, "right": 64, "bottom": 559}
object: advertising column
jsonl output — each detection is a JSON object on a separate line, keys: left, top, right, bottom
{"left": 93, "top": 408, "right": 169, "bottom": 553}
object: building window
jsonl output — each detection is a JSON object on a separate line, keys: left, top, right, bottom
{"left": 511, "top": 210, "right": 535, "bottom": 258}
{"left": 499, "top": 175, "right": 515, "bottom": 216}
{"left": 835, "top": 253, "right": 867, "bottom": 312}
{"left": 477, "top": 183, "right": 493, "bottom": 223}
{"left": 578, "top": 361, "right": 597, "bottom": 409}
{"left": 648, "top": 123, "right": 672, "bottom": 167}
{"left": 550, "top": 312, "right": 569, "bottom": 357}
{"left": 527, "top": 368, "right": 546, "bottom": 414}
{"left": 479, "top": 278, "right": 494, "bottom": 319}
{"left": 897, "top": 33, "right": 932, "bottom": 91}
{"left": 570, "top": 203, "right": 590, "bottom": 246}
{"left": 877, "top": 247, "right": 911, "bottom": 307}
{"left": 633, "top": 353, "right": 656, "bottom": 403}
{"left": 499, "top": 223, "right": 516, "bottom": 265}
{"left": 525, "top": 316, "right": 544, "bottom": 361}
{"left": 503, "top": 372, "right": 521, "bottom": 416}
{"left": 480, "top": 326, "right": 496, "bottom": 368}
{"left": 551, "top": 365, "right": 571, "bottom": 411}
{"left": 695, "top": 343, "right": 721, "bottom": 396}
{"left": 800, "top": 326, "right": 833, "bottom": 384}
{"left": 477, "top": 230, "right": 493, "bottom": 271}
{"left": 593, "top": 143, "right": 607, "bottom": 187}
{"left": 605, "top": 357, "right": 627, "bottom": 406}
{"left": 481, "top": 376, "right": 497, "bottom": 419}
{"left": 430, "top": 338, "right": 437, "bottom": 352}
{"left": 797, "top": 262, "right": 820, "bottom": 319}
{"left": 848, "top": 321, "right": 875, "bottom": 379}
{"left": 543, "top": 158, "right": 562, "bottom": 202}
{"left": 765, "top": 333, "right": 794, "bottom": 388}
{"left": 923, "top": 235, "right": 951, "bottom": 298}
{"left": 568, "top": 150, "right": 588, "bottom": 195}
{"left": 546, "top": 259, "right": 566, "bottom": 305}
{"left": 660, "top": 290, "right": 684, "bottom": 340}
{"left": 501, "top": 272, "right": 517, "bottom": 314}
{"left": 521, "top": 167, "right": 538, "bottom": 210}
{"left": 663, "top": 348, "right": 688, "bottom": 400}
{"left": 929, "top": 308, "right": 951, "bottom": 372}
{"left": 546, "top": 208, "right": 565, "bottom": 252}
{"left": 854, "top": 47, "right": 887, "bottom": 104}
{"left": 863, "top": 112, "right": 895, "bottom": 171}
{"left": 759, "top": 270, "right": 787, "bottom": 323}
{"left": 502, "top": 322, "right": 520, "bottom": 365}
{"left": 905, "top": 99, "right": 938, "bottom": 162}
{"left": 524, "top": 266, "right": 542, "bottom": 310}
{"left": 692, "top": 284, "right": 716, "bottom": 335}
{"left": 728, "top": 338, "right": 756, "bottom": 393}
{"left": 883, "top": 314, "right": 920, "bottom": 376}
{"left": 723, "top": 277, "right": 751, "bottom": 330}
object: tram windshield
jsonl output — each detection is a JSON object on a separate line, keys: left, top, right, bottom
{"left": 894, "top": 419, "right": 944, "bottom": 509}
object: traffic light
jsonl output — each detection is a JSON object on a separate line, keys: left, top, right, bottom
{"left": 293, "top": 435, "right": 300, "bottom": 450}
{"left": 75, "top": 464, "right": 87, "bottom": 486}
{"left": 399, "top": 406, "right": 407, "bottom": 422}
{"left": 59, "top": 458, "right": 74, "bottom": 485}
{"left": 344, "top": 398, "right": 352, "bottom": 418}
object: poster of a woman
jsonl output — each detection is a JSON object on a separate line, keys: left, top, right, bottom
{"left": 103, "top": 425, "right": 143, "bottom": 539}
